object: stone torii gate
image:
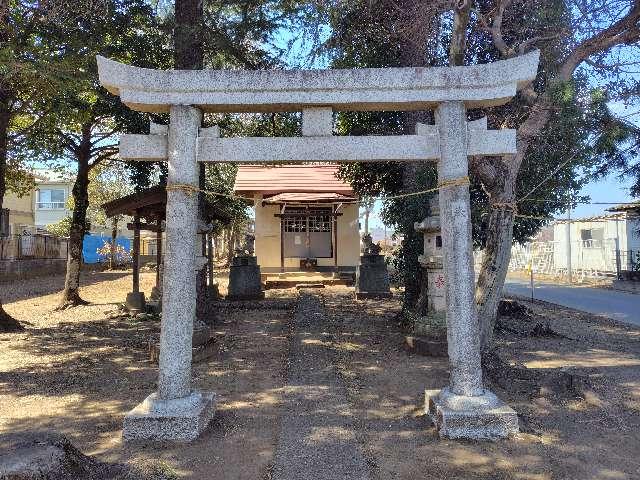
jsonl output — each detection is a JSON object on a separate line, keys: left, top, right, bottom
{"left": 97, "top": 51, "right": 540, "bottom": 442}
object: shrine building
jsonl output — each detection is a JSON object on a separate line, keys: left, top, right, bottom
{"left": 233, "top": 164, "right": 361, "bottom": 273}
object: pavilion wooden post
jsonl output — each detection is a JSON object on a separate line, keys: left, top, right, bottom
{"left": 132, "top": 214, "right": 140, "bottom": 294}
{"left": 126, "top": 212, "right": 145, "bottom": 313}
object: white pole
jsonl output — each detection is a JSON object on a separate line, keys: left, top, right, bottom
{"left": 566, "top": 206, "right": 572, "bottom": 284}
{"left": 614, "top": 217, "right": 622, "bottom": 278}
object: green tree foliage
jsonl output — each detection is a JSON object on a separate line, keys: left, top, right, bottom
{"left": 20, "top": 0, "right": 168, "bottom": 308}
{"left": 0, "top": 0, "right": 93, "bottom": 329}
{"left": 46, "top": 216, "right": 72, "bottom": 238}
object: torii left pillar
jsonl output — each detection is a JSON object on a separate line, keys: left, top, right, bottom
{"left": 123, "top": 105, "right": 216, "bottom": 441}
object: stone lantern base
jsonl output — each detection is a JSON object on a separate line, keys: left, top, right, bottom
{"left": 425, "top": 388, "right": 519, "bottom": 440}
{"left": 123, "top": 391, "right": 216, "bottom": 442}
{"left": 125, "top": 292, "right": 146, "bottom": 313}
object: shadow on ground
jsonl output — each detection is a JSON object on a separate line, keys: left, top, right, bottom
{"left": 2, "top": 275, "right": 640, "bottom": 479}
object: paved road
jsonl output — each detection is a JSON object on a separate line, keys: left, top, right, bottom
{"left": 504, "top": 277, "right": 640, "bottom": 327}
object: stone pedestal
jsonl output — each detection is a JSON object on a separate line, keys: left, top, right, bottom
{"left": 355, "top": 254, "right": 391, "bottom": 299}
{"left": 123, "top": 391, "right": 216, "bottom": 442}
{"left": 425, "top": 388, "right": 518, "bottom": 440}
{"left": 125, "top": 292, "right": 145, "bottom": 313}
{"left": 227, "top": 255, "right": 264, "bottom": 301}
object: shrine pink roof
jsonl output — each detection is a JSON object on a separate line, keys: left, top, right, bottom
{"left": 233, "top": 165, "right": 354, "bottom": 197}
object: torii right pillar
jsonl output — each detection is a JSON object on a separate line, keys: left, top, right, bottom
{"left": 425, "top": 101, "right": 519, "bottom": 440}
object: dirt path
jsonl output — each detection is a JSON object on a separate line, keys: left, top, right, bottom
{"left": 271, "top": 291, "right": 372, "bottom": 480}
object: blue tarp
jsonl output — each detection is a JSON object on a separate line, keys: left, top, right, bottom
{"left": 83, "top": 234, "right": 131, "bottom": 264}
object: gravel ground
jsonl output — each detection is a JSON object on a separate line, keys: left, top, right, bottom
{"left": 2, "top": 272, "right": 640, "bottom": 479}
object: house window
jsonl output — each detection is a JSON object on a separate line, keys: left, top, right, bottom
{"left": 435, "top": 235, "right": 442, "bottom": 248}
{"left": 37, "top": 189, "right": 66, "bottom": 209}
{"left": 0, "top": 208, "right": 9, "bottom": 237}
{"left": 580, "top": 228, "right": 604, "bottom": 248}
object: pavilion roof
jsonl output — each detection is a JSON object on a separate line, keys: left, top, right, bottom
{"left": 233, "top": 165, "right": 354, "bottom": 197}
{"left": 102, "top": 185, "right": 232, "bottom": 225}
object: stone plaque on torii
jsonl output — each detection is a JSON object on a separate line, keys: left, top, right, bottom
{"left": 97, "top": 51, "right": 540, "bottom": 442}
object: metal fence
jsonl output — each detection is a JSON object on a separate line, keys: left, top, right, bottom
{"left": 0, "top": 234, "right": 68, "bottom": 260}
{"left": 475, "top": 240, "right": 638, "bottom": 280}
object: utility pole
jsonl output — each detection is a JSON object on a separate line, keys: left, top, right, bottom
{"left": 614, "top": 216, "right": 622, "bottom": 279}
{"left": 566, "top": 205, "right": 572, "bottom": 284}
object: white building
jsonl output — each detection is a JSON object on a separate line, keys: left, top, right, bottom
{"left": 552, "top": 203, "right": 640, "bottom": 274}
{"left": 33, "top": 170, "right": 74, "bottom": 231}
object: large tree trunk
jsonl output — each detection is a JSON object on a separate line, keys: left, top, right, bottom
{"left": 57, "top": 124, "right": 92, "bottom": 309}
{"left": 174, "top": 0, "right": 203, "bottom": 70}
{"left": 472, "top": 156, "right": 518, "bottom": 349}
{"left": 400, "top": 160, "right": 423, "bottom": 312}
{"left": 474, "top": 91, "right": 553, "bottom": 350}
{"left": 0, "top": 83, "right": 24, "bottom": 332}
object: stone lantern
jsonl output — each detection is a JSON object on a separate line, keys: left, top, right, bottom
{"left": 414, "top": 195, "right": 446, "bottom": 323}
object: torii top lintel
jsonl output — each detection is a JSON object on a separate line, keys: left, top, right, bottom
{"left": 96, "top": 51, "right": 540, "bottom": 114}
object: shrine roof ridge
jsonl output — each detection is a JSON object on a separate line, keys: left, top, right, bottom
{"left": 96, "top": 51, "right": 540, "bottom": 113}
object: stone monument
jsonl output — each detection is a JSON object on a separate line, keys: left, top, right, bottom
{"left": 355, "top": 233, "right": 392, "bottom": 299}
{"left": 227, "top": 234, "right": 264, "bottom": 301}
{"left": 97, "top": 50, "right": 538, "bottom": 441}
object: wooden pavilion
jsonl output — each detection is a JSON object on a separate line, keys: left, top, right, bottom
{"left": 103, "top": 185, "right": 231, "bottom": 311}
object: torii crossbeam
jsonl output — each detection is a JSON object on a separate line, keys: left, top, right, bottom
{"left": 97, "top": 51, "right": 540, "bottom": 442}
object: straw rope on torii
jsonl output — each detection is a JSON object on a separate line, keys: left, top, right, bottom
{"left": 166, "top": 177, "right": 556, "bottom": 221}
{"left": 97, "top": 51, "right": 540, "bottom": 442}
{"left": 165, "top": 176, "right": 472, "bottom": 198}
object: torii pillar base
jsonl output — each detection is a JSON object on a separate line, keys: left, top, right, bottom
{"left": 123, "top": 391, "right": 216, "bottom": 442}
{"left": 425, "top": 388, "right": 518, "bottom": 440}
